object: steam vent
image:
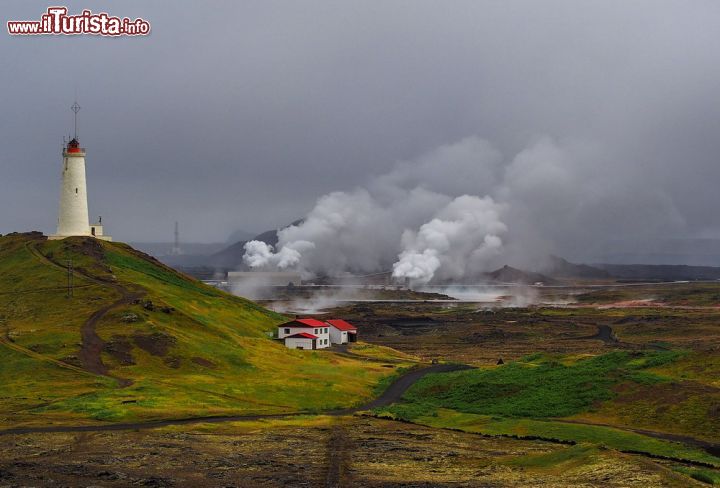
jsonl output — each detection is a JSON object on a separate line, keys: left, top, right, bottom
{"left": 49, "top": 102, "right": 111, "bottom": 241}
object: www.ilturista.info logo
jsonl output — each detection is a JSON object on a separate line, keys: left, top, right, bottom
{"left": 7, "top": 6, "right": 150, "bottom": 36}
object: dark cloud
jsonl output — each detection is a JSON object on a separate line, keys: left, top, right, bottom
{"left": 2, "top": 0, "right": 720, "bottom": 252}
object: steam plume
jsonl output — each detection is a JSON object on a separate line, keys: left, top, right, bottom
{"left": 242, "top": 135, "right": 683, "bottom": 282}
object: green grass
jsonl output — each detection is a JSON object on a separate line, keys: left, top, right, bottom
{"left": 371, "top": 350, "right": 720, "bottom": 467}
{"left": 391, "top": 351, "right": 681, "bottom": 419}
{"left": 0, "top": 233, "right": 414, "bottom": 427}
{"left": 673, "top": 466, "right": 720, "bottom": 485}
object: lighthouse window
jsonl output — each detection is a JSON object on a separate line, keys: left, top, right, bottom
{"left": 75, "top": 188, "right": 78, "bottom": 194}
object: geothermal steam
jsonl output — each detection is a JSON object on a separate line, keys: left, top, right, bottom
{"left": 243, "top": 135, "right": 683, "bottom": 283}
{"left": 392, "top": 196, "right": 506, "bottom": 284}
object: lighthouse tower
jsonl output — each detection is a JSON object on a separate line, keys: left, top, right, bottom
{"left": 49, "top": 102, "right": 111, "bottom": 241}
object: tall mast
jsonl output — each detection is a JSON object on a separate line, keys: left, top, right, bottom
{"left": 71, "top": 101, "right": 81, "bottom": 140}
{"left": 172, "top": 221, "right": 181, "bottom": 255}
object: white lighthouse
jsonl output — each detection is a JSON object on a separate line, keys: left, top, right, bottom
{"left": 49, "top": 102, "right": 111, "bottom": 241}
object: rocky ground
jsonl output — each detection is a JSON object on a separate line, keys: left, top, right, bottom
{"left": 332, "top": 301, "right": 720, "bottom": 364}
{"left": 0, "top": 416, "right": 694, "bottom": 487}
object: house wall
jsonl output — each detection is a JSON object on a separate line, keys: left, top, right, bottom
{"left": 329, "top": 328, "right": 348, "bottom": 344}
{"left": 278, "top": 325, "right": 331, "bottom": 349}
{"left": 284, "top": 337, "right": 314, "bottom": 349}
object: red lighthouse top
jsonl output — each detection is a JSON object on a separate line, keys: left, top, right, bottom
{"left": 66, "top": 138, "right": 81, "bottom": 153}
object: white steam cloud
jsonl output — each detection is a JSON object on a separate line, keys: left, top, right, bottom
{"left": 392, "top": 196, "right": 506, "bottom": 284}
{"left": 243, "top": 239, "right": 314, "bottom": 269}
{"left": 243, "top": 135, "right": 684, "bottom": 282}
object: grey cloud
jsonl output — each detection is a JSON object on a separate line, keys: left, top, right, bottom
{"left": 0, "top": 0, "right": 718, "bottom": 262}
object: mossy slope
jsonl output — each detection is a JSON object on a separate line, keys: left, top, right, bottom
{"left": 0, "top": 233, "right": 407, "bottom": 426}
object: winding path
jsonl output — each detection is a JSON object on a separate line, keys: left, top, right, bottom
{"left": 0, "top": 363, "right": 470, "bottom": 436}
{"left": 25, "top": 241, "right": 141, "bottom": 387}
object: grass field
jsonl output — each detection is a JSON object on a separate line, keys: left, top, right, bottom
{"left": 0, "top": 233, "right": 414, "bottom": 427}
{"left": 386, "top": 351, "right": 682, "bottom": 418}
{"left": 374, "top": 351, "right": 720, "bottom": 468}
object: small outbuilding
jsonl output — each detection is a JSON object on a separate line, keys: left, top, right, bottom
{"left": 283, "top": 332, "right": 320, "bottom": 350}
{"left": 327, "top": 319, "right": 358, "bottom": 344}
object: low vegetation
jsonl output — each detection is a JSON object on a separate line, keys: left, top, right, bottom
{"left": 386, "top": 351, "right": 682, "bottom": 419}
{"left": 375, "top": 351, "right": 720, "bottom": 467}
{"left": 0, "top": 233, "right": 414, "bottom": 427}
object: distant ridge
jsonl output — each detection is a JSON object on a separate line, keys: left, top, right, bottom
{"left": 208, "top": 219, "right": 303, "bottom": 269}
{"left": 485, "top": 265, "right": 558, "bottom": 285}
{"left": 595, "top": 263, "right": 720, "bottom": 281}
{"left": 539, "top": 255, "right": 611, "bottom": 279}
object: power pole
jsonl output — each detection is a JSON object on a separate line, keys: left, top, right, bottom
{"left": 66, "top": 259, "right": 74, "bottom": 299}
{"left": 171, "top": 221, "right": 181, "bottom": 255}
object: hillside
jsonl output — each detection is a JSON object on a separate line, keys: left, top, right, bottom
{"left": 0, "top": 233, "right": 411, "bottom": 428}
{"left": 596, "top": 263, "right": 720, "bottom": 281}
{"left": 539, "top": 255, "right": 611, "bottom": 280}
{"left": 486, "top": 265, "right": 558, "bottom": 285}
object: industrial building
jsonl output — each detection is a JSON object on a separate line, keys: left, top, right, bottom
{"left": 227, "top": 271, "right": 302, "bottom": 288}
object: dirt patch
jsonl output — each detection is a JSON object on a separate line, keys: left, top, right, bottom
{"left": 163, "top": 356, "right": 181, "bottom": 369}
{"left": 132, "top": 332, "right": 176, "bottom": 357}
{"left": 325, "top": 424, "right": 353, "bottom": 487}
{"left": 191, "top": 357, "right": 216, "bottom": 369}
{"left": 103, "top": 335, "right": 135, "bottom": 366}
{"left": 79, "top": 292, "right": 142, "bottom": 379}
{"left": 59, "top": 237, "right": 113, "bottom": 276}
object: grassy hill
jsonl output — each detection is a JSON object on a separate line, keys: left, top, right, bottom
{"left": 0, "top": 233, "right": 413, "bottom": 428}
{"left": 374, "top": 351, "right": 720, "bottom": 467}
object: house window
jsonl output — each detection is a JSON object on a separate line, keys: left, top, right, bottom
{"left": 325, "top": 328, "right": 328, "bottom": 333}
{"left": 284, "top": 328, "right": 290, "bottom": 334}
{"left": 315, "top": 328, "right": 319, "bottom": 334}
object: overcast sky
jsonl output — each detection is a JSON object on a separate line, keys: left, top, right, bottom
{"left": 2, "top": 1, "right": 720, "bottom": 248}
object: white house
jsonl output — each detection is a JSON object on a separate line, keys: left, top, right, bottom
{"left": 327, "top": 319, "right": 358, "bottom": 344}
{"left": 278, "top": 318, "right": 330, "bottom": 350}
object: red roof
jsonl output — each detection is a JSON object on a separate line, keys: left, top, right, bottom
{"left": 281, "top": 318, "right": 327, "bottom": 328}
{"left": 327, "top": 319, "right": 357, "bottom": 331}
{"left": 285, "top": 332, "right": 317, "bottom": 339}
